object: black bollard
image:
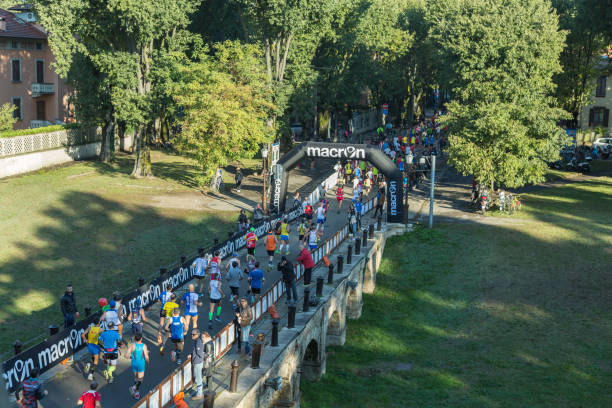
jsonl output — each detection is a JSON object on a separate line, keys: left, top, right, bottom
{"left": 229, "top": 360, "right": 239, "bottom": 392}
{"left": 203, "top": 390, "right": 216, "bottom": 408}
{"left": 138, "top": 276, "right": 145, "bottom": 287}
{"left": 84, "top": 305, "right": 92, "bottom": 317}
{"left": 287, "top": 305, "right": 296, "bottom": 328}
{"left": 347, "top": 245, "right": 353, "bottom": 264}
{"left": 327, "top": 264, "right": 334, "bottom": 284}
{"left": 337, "top": 255, "right": 344, "bottom": 275}
{"left": 271, "top": 319, "right": 279, "bottom": 347}
{"left": 316, "top": 277, "right": 324, "bottom": 296}
{"left": 377, "top": 216, "right": 382, "bottom": 231}
{"left": 198, "top": 247, "right": 204, "bottom": 256}
{"left": 303, "top": 288, "right": 310, "bottom": 312}
{"left": 159, "top": 267, "right": 167, "bottom": 276}
{"left": 49, "top": 325, "right": 59, "bottom": 336}
{"left": 214, "top": 238, "right": 219, "bottom": 246}
{"left": 362, "top": 228, "right": 368, "bottom": 248}
{"left": 180, "top": 255, "right": 186, "bottom": 264}
{"left": 355, "top": 237, "right": 361, "bottom": 255}
{"left": 369, "top": 223, "right": 374, "bottom": 239}
{"left": 251, "top": 338, "right": 264, "bottom": 368}
{"left": 13, "top": 341, "right": 22, "bottom": 355}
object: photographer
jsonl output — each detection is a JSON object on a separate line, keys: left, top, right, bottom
{"left": 277, "top": 256, "right": 297, "bottom": 304}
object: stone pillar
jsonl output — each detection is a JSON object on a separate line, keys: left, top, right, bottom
{"left": 326, "top": 310, "right": 346, "bottom": 346}
{"left": 346, "top": 287, "right": 363, "bottom": 319}
{"left": 363, "top": 251, "right": 377, "bottom": 294}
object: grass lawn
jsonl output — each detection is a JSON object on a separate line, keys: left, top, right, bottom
{"left": 301, "top": 176, "right": 612, "bottom": 407}
{"left": 0, "top": 151, "right": 252, "bottom": 354}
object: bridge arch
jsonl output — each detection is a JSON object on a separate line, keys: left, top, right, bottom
{"left": 270, "top": 141, "right": 404, "bottom": 223}
{"left": 301, "top": 338, "right": 323, "bottom": 381}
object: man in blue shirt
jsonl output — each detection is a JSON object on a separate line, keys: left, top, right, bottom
{"left": 181, "top": 284, "right": 202, "bottom": 336}
{"left": 248, "top": 262, "right": 265, "bottom": 303}
{"left": 191, "top": 254, "right": 208, "bottom": 294}
{"left": 99, "top": 322, "right": 121, "bottom": 383}
{"left": 355, "top": 199, "right": 363, "bottom": 229}
{"left": 164, "top": 308, "right": 186, "bottom": 365}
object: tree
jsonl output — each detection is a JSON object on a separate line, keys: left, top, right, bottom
{"left": 173, "top": 41, "right": 275, "bottom": 183}
{"left": 429, "top": 0, "right": 570, "bottom": 189}
{"left": 0, "top": 103, "right": 16, "bottom": 133}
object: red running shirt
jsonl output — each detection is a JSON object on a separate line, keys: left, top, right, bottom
{"left": 79, "top": 390, "right": 101, "bottom": 408}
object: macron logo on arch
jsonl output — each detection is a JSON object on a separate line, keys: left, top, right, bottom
{"left": 306, "top": 145, "right": 365, "bottom": 159}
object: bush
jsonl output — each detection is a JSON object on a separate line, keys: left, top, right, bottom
{"left": 0, "top": 123, "right": 82, "bottom": 138}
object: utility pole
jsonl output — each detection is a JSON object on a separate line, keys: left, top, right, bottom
{"left": 428, "top": 154, "right": 436, "bottom": 229}
{"left": 261, "top": 146, "right": 269, "bottom": 214}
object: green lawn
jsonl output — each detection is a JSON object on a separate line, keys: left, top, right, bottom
{"left": 301, "top": 176, "right": 612, "bottom": 408}
{"left": 0, "top": 151, "right": 249, "bottom": 353}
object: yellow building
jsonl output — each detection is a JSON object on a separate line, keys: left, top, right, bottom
{"left": 579, "top": 55, "right": 611, "bottom": 132}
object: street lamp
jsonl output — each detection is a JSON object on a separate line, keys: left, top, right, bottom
{"left": 261, "top": 146, "right": 269, "bottom": 214}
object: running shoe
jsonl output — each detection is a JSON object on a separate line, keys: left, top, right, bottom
{"left": 103, "top": 369, "right": 109, "bottom": 382}
{"left": 208, "top": 322, "right": 213, "bottom": 329}
{"left": 214, "top": 317, "right": 222, "bottom": 323}
{"left": 87, "top": 373, "right": 93, "bottom": 381}
{"left": 170, "top": 351, "right": 176, "bottom": 362}
{"left": 159, "top": 346, "right": 165, "bottom": 356}
{"left": 85, "top": 363, "right": 90, "bottom": 373}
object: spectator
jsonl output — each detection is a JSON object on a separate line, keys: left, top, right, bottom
{"left": 296, "top": 243, "right": 315, "bottom": 281}
{"left": 236, "top": 298, "right": 253, "bottom": 357}
{"left": 238, "top": 210, "right": 248, "bottom": 232}
{"left": 234, "top": 167, "right": 243, "bottom": 192}
{"left": 293, "top": 192, "right": 301, "bottom": 208}
{"left": 15, "top": 368, "right": 47, "bottom": 408}
{"left": 60, "top": 284, "right": 79, "bottom": 328}
{"left": 278, "top": 256, "right": 297, "bottom": 304}
{"left": 190, "top": 329, "right": 214, "bottom": 400}
{"left": 253, "top": 204, "right": 264, "bottom": 221}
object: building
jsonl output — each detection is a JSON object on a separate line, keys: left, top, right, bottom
{"left": 579, "top": 55, "right": 611, "bottom": 132}
{"left": 0, "top": 5, "right": 72, "bottom": 130}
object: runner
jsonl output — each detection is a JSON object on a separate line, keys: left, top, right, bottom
{"left": 99, "top": 322, "right": 121, "bottom": 383}
{"left": 225, "top": 251, "right": 241, "bottom": 271}
{"left": 126, "top": 333, "right": 149, "bottom": 400}
{"left": 77, "top": 381, "right": 101, "bottom": 408}
{"left": 305, "top": 223, "right": 321, "bottom": 250}
{"left": 157, "top": 285, "right": 174, "bottom": 345}
{"left": 82, "top": 317, "right": 103, "bottom": 381}
{"left": 305, "top": 202, "right": 313, "bottom": 221}
{"left": 191, "top": 253, "right": 208, "bottom": 295}
{"left": 226, "top": 260, "right": 242, "bottom": 309}
{"left": 164, "top": 308, "right": 186, "bottom": 364}
{"left": 111, "top": 294, "right": 126, "bottom": 345}
{"left": 207, "top": 274, "right": 225, "bottom": 329}
{"left": 336, "top": 186, "right": 344, "bottom": 213}
{"left": 315, "top": 203, "right": 326, "bottom": 232}
{"left": 127, "top": 298, "right": 146, "bottom": 344}
{"left": 159, "top": 293, "right": 179, "bottom": 355}
{"left": 274, "top": 219, "right": 282, "bottom": 254}
{"left": 181, "top": 284, "right": 202, "bottom": 335}
{"left": 279, "top": 217, "right": 290, "bottom": 255}
{"left": 248, "top": 262, "right": 265, "bottom": 303}
{"left": 298, "top": 218, "right": 307, "bottom": 242}
{"left": 101, "top": 300, "right": 121, "bottom": 347}
{"left": 245, "top": 227, "right": 257, "bottom": 257}
{"left": 265, "top": 230, "right": 278, "bottom": 268}
{"left": 208, "top": 251, "right": 221, "bottom": 277}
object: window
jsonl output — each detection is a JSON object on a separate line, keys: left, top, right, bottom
{"left": 11, "top": 97, "right": 22, "bottom": 120}
{"left": 36, "top": 42, "right": 43, "bottom": 50}
{"left": 11, "top": 59, "right": 21, "bottom": 82}
{"left": 595, "top": 76, "right": 607, "bottom": 97}
{"left": 11, "top": 40, "right": 19, "bottom": 49}
{"left": 589, "top": 107, "right": 610, "bottom": 127}
{"left": 36, "top": 60, "right": 44, "bottom": 83}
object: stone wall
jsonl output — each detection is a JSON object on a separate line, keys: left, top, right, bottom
{"left": 212, "top": 223, "right": 410, "bottom": 408}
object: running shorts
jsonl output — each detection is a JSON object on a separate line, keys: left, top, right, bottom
{"left": 88, "top": 343, "right": 100, "bottom": 355}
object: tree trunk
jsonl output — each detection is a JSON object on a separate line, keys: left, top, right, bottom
{"left": 131, "top": 127, "right": 152, "bottom": 177}
{"left": 99, "top": 108, "right": 114, "bottom": 162}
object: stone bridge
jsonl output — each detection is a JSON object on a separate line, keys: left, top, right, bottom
{"left": 212, "top": 223, "right": 409, "bottom": 408}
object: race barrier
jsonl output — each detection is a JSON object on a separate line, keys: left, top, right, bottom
{"left": 1, "top": 171, "right": 339, "bottom": 392}
{"left": 130, "top": 194, "right": 377, "bottom": 408}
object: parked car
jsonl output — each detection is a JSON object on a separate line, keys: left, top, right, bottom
{"left": 593, "top": 138, "right": 612, "bottom": 153}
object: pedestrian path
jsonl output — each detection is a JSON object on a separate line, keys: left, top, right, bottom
{"left": 38, "top": 177, "right": 370, "bottom": 408}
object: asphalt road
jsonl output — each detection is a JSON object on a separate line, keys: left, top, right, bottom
{"left": 38, "top": 180, "right": 363, "bottom": 408}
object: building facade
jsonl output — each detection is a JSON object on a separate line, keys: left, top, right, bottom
{"left": 0, "top": 7, "right": 72, "bottom": 130}
{"left": 579, "top": 56, "right": 611, "bottom": 132}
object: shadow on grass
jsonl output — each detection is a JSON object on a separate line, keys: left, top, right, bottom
{"left": 0, "top": 190, "right": 237, "bottom": 353}
{"left": 301, "top": 178, "right": 612, "bottom": 408}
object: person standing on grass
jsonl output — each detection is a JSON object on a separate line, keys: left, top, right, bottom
{"left": 126, "top": 333, "right": 149, "bottom": 400}
{"left": 60, "top": 284, "right": 79, "bottom": 328}
{"left": 265, "top": 230, "right": 278, "bottom": 268}
{"left": 278, "top": 256, "right": 297, "bottom": 304}
{"left": 207, "top": 273, "right": 225, "bottom": 329}
{"left": 159, "top": 293, "right": 179, "bottom": 354}
{"left": 226, "top": 261, "right": 242, "bottom": 309}
{"left": 77, "top": 381, "right": 101, "bottom": 408}
{"left": 192, "top": 253, "right": 208, "bottom": 295}
{"left": 248, "top": 262, "right": 265, "bottom": 304}
{"left": 99, "top": 322, "right": 121, "bottom": 383}
{"left": 234, "top": 167, "right": 243, "bottom": 192}
{"left": 165, "top": 308, "right": 185, "bottom": 364}
{"left": 82, "top": 317, "right": 103, "bottom": 381}
{"left": 181, "top": 284, "right": 202, "bottom": 335}
{"left": 236, "top": 298, "right": 253, "bottom": 358}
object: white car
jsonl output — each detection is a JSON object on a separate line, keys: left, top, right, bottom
{"left": 593, "top": 138, "right": 612, "bottom": 153}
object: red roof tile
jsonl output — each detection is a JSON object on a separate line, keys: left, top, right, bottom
{"left": 0, "top": 8, "right": 47, "bottom": 40}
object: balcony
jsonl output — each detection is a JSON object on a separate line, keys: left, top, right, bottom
{"left": 30, "top": 120, "right": 53, "bottom": 129}
{"left": 31, "top": 83, "right": 54, "bottom": 97}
